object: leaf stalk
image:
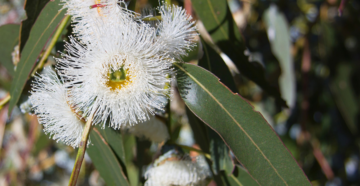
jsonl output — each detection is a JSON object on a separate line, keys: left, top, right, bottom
{"left": 68, "top": 112, "right": 94, "bottom": 186}
{"left": 141, "top": 16, "right": 162, "bottom": 21}
{"left": 31, "top": 15, "right": 70, "bottom": 77}
{"left": 176, "top": 144, "right": 211, "bottom": 159}
{"left": 0, "top": 94, "right": 10, "bottom": 110}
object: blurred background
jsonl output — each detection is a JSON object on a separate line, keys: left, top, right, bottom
{"left": 0, "top": 0, "right": 360, "bottom": 185}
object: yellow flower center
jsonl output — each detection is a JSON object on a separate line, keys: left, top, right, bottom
{"left": 106, "top": 67, "right": 132, "bottom": 91}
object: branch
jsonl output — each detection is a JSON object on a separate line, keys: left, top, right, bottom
{"left": 68, "top": 112, "right": 94, "bottom": 186}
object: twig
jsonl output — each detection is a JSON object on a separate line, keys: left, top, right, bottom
{"left": 176, "top": 144, "right": 211, "bottom": 159}
{"left": 142, "top": 16, "right": 162, "bottom": 21}
{"left": 300, "top": 39, "right": 311, "bottom": 132}
{"left": 0, "top": 104, "right": 8, "bottom": 150}
{"left": 31, "top": 15, "right": 70, "bottom": 77}
{"left": 300, "top": 39, "right": 334, "bottom": 180}
{"left": 68, "top": 112, "right": 94, "bottom": 186}
{"left": 338, "top": 0, "right": 348, "bottom": 16}
{"left": 0, "top": 94, "right": 10, "bottom": 110}
{"left": 311, "top": 139, "right": 334, "bottom": 180}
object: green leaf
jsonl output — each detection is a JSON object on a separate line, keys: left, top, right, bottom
{"left": 198, "top": 39, "right": 237, "bottom": 93}
{"left": 87, "top": 128, "right": 130, "bottom": 186}
{"left": 263, "top": 5, "right": 296, "bottom": 109}
{"left": 330, "top": 63, "right": 358, "bottom": 133}
{"left": 8, "top": 0, "right": 66, "bottom": 114}
{"left": 223, "top": 166, "right": 259, "bottom": 186}
{"left": 175, "top": 63, "right": 311, "bottom": 186}
{"left": 0, "top": 24, "right": 19, "bottom": 76}
{"left": 182, "top": 42, "right": 200, "bottom": 62}
{"left": 191, "top": 0, "right": 286, "bottom": 107}
{"left": 19, "top": 0, "right": 50, "bottom": 52}
{"left": 186, "top": 108, "right": 225, "bottom": 186}
{"left": 198, "top": 39, "right": 235, "bottom": 176}
{"left": 186, "top": 107, "right": 210, "bottom": 153}
{"left": 93, "top": 126, "right": 127, "bottom": 167}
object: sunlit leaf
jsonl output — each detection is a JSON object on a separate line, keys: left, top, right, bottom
{"left": 263, "top": 5, "right": 296, "bottom": 109}
{"left": 175, "top": 63, "right": 311, "bottom": 185}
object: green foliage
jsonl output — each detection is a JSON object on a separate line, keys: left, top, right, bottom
{"left": 224, "top": 166, "right": 259, "bottom": 186}
{"left": 19, "top": 0, "right": 50, "bottom": 52}
{"left": 8, "top": 0, "right": 66, "bottom": 114}
{"left": 0, "top": 24, "right": 19, "bottom": 76}
{"left": 330, "top": 63, "right": 358, "bottom": 133}
{"left": 191, "top": 0, "right": 287, "bottom": 107}
{"left": 175, "top": 63, "right": 311, "bottom": 185}
{"left": 3, "top": 0, "right": 358, "bottom": 185}
{"left": 87, "top": 127, "right": 130, "bottom": 186}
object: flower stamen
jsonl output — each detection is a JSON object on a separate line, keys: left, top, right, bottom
{"left": 106, "top": 67, "right": 132, "bottom": 91}
{"left": 89, "top": 3, "right": 106, "bottom": 9}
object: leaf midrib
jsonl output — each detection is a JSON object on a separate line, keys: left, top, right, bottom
{"left": 205, "top": 0, "right": 229, "bottom": 40}
{"left": 12, "top": 10, "right": 64, "bottom": 103}
{"left": 175, "top": 63, "right": 288, "bottom": 185}
{"left": 230, "top": 175, "right": 244, "bottom": 186}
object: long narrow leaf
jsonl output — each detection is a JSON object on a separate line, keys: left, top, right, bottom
{"left": 87, "top": 128, "right": 130, "bottom": 186}
{"left": 175, "top": 63, "right": 311, "bottom": 186}
{"left": 9, "top": 0, "right": 66, "bottom": 113}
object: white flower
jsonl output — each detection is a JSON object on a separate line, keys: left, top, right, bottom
{"left": 57, "top": 2, "right": 197, "bottom": 128}
{"left": 124, "top": 115, "right": 169, "bottom": 143}
{"left": 29, "top": 69, "right": 86, "bottom": 148}
{"left": 157, "top": 4, "right": 197, "bottom": 59}
{"left": 61, "top": 0, "right": 134, "bottom": 43}
{"left": 145, "top": 150, "right": 209, "bottom": 186}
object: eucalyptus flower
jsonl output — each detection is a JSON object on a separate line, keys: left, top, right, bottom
{"left": 57, "top": 2, "right": 197, "bottom": 128}
{"left": 29, "top": 69, "right": 86, "bottom": 148}
{"left": 61, "top": 0, "right": 133, "bottom": 43}
{"left": 145, "top": 150, "right": 209, "bottom": 186}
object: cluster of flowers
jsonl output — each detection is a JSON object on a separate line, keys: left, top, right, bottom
{"left": 27, "top": 0, "right": 210, "bottom": 185}
{"left": 29, "top": 0, "right": 196, "bottom": 147}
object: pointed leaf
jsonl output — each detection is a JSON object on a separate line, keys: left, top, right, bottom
{"left": 9, "top": 0, "right": 66, "bottom": 113}
{"left": 87, "top": 128, "right": 130, "bottom": 186}
{"left": 0, "top": 24, "right": 19, "bottom": 76}
{"left": 175, "top": 63, "right": 310, "bottom": 186}
{"left": 19, "top": 0, "right": 50, "bottom": 52}
{"left": 330, "top": 63, "right": 358, "bottom": 132}
{"left": 191, "top": 0, "right": 286, "bottom": 107}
